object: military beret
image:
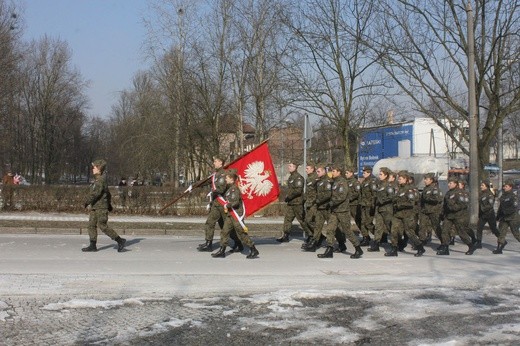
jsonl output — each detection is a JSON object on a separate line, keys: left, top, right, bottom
{"left": 424, "top": 172, "right": 436, "bottom": 180}
{"left": 362, "top": 166, "right": 372, "bottom": 172}
{"left": 458, "top": 179, "right": 467, "bottom": 186}
{"left": 481, "top": 180, "right": 490, "bottom": 188}
{"left": 92, "top": 159, "right": 107, "bottom": 171}
{"left": 330, "top": 163, "right": 343, "bottom": 173}
{"left": 504, "top": 179, "right": 515, "bottom": 187}
{"left": 288, "top": 160, "right": 300, "bottom": 167}
{"left": 345, "top": 166, "right": 356, "bottom": 173}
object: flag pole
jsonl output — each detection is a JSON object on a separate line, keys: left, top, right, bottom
{"left": 159, "top": 139, "right": 270, "bottom": 213}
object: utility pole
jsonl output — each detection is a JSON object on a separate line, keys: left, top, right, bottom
{"left": 467, "top": 2, "right": 479, "bottom": 225}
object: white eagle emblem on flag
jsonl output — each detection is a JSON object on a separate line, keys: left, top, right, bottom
{"left": 239, "top": 161, "right": 274, "bottom": 199}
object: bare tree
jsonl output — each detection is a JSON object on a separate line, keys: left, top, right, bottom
{"left": 281, "top": 0, "right": 386, "bottom": 167}
{"left": 369, "top": 0, "right": 520, "bottom": 175}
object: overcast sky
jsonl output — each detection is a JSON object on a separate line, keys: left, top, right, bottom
{"left": 23, "top": 0, "right": 148, "bottom": 118}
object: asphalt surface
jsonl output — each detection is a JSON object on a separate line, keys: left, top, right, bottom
{"left": 1, "top": 212, "right": 519, "bottom": 345}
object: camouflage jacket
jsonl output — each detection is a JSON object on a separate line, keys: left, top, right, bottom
{"left": 497, "top": 190, "right": 519, "bottom": 221}
{"left": 345, "top": 176, "right": 361, "bottom": 206}
{"left": 286, "top": 171, "right": 305, "bottom": 205}
{"left": 315, "top": 175, "right": 332, "bottom": 210}
{"left": 86, "top": 174, "right": 111, "bottom": 210}
{"left": 375, "top": 180, "right": 395, "bottom": 213}
{"left": 329, "top": 176, "right": 349, "bottom": 213}
{"left": 304, "top": 171, "right": 319, "bottom": 207}
{"left": 223, "top": 183, "right": 244, "bottom": 216}
{"left": 479, "top": 189, "right": 495, "bottom": 216}
{"left": 393, "top": 183, "right": 416, "bottom": 217}
{"left": 359, "top": 175, "right": 377, "bottom": 207}
{"left": 443, "top": 187, "right": 469, "bottom": 220}
{"left": 420, "top": 183, "right": 443, "bottom": 215}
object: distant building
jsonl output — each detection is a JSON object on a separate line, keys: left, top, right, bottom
{"left": 358, "top": 117, "right": 469, "bottom": 175}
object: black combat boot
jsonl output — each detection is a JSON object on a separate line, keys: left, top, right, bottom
{"left": 301, "top": 236, "right": 312, "bottom": 249}
{"left": 197, "top": 241, "right": 207, "bottom": 250}
{"left": 350, "top": 246, "right": 363, "bottom": 259}
{"left": 449, "top": 237, "right": 455, "bottom": 245}
{"left": 436, "top": 245, "right": 450, "bottom": 255}
{"left": 492, "top": 241, "right": 507, "bottom": 254}
{"left": 230, "top": 242, "right": 244, "bottom": 253}
{"left": 317, "top": 246, "right": 333, "bottom": 258}
{"left": 384, "top": 246, "right": 398, "bottom": 257}
{"left": 198, "top": 240, "right": 213, "bottom": 252}
{"left": 115, "top": 236, "right": 126, "bottom": 252}
{"left": 211, "top": 246, "right": 226, "bottom": 258}
{"left": 398, "top": 237, "right": 407, "bottom": 251}
{"left": 367, "top": 241, "right": 380, "bottom": 252}
{"left": 316, "top": 234, "right": 326, "bottom": 247}
{"left": 474, "top": 239, "right": 482, "bottom": 249}
{"left": 276, "top": 233, "right": 290, "bottom": 243}
{"left": 303, "top": 240, "right": 318, "bottom": 252}
{"left": 82, "top": 240, "right": 97, "bottom": 252}
{"left": 334, "top": 242, "right": 347, "bottom": 253}
{"left": 465, "top": 242, "right": 476, "bottom": 255}
{"left": 360, "top": 235, "right": 371, "bottom": 246}
{"left": 414, "top": 244, "right": 426, "bottom": 257}
{"left": 246, "top": 246, "right": 259, "bottom": 259}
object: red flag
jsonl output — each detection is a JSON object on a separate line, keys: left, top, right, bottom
{"left": 227, "top": 141, "right": 280, "bottom": 217}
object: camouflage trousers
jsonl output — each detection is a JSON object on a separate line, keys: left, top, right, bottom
{"left": 88, "top": 209, "right": 119, "bottom": 241}
{"left": 283, "top": 204, "right": 311, "bottom": 236}
{"left": 322, "top": 212, "right": 360, "bottom": 247}
{"left": 497, "top": 218, "right": 520, "bottom": 245}
{"left": 204, "top": 203, "right": 225, "bottom": 241}
{"left": 305, "top": 204, "right": 317, "bottom": 234}
{"left": 220, "top": 216, "right": 253, "bottom": 248}
{"left": 360, "top": 205, "right": 375, "bottom": 237}
{"left": 349, "top": 204, "right": 362, "bottom": 233}
{"left": 310, "top": 208, "right": 329, "bottom": 242}
{"left": 390, "top": 213, "right": 421, "bottom": 247}
{"left": 477, "top": 211, "right": 498, "bottom": 240}
{"left": 373, "top": 208, "right": 393, "bottom": 242}
{"left": 419, "top": 212, "right": 442, "bottom": 241}
{"left": 440, "top": 217, "right": 473, "bottom": 246}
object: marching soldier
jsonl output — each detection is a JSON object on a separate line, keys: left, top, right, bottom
{"left": 211, "top": 170, "right": 259, "bottom": 259}
{"left": 359, "top": 166, "right": 376, "bottom": 246}
{"left": 436, "top": 177, "right": 476, "bottom": 256}
{"left": 318, "top": 165, "right": 363, "bottom": 259}
{"left": 278, "top": 161, "right": 311, "bottom": 243}
{"left": 493, "top": 180, "right": 520, "bottom": 254}
{"left": 386, "top": 171, "right": 425, "bottom": 257}
{"left": 303, "top": 163, "right": 331, "bottom": 252}
{"left": 198, "top": 156, "right": 242, "bottom": 252}
{"left": 303, "top": 162, "right": 319, "bottom": 247}
{"left": 82, "top": 159, "right": 126, "bottom": 253}
{"left": 477, "top": 180, "right": 498, "bottom": 249}
{"left": 368, "top": 167, "right": 394, "bottom": 252}
{"left": 419, "top": 173, "right": 443, "bottom": 245}
{"left": 345, "top": 167, "right": 362, "bottom": 233}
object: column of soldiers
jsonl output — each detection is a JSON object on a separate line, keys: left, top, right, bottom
{"left": 279, "top": 162, "right": 520, "bottom": 258}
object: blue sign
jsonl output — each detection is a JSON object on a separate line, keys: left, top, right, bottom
{"left": 358, "top": 123, "right": 414, "bottom": 175}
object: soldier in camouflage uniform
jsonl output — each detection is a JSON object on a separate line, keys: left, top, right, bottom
{"left": 368, "top": 167, "right": 395, "bottom": 252}
{"left": 345, "top": 167, "right": 362, "bottom": 234}
{"left": 359, "top": 166, "right": 376, "bottom": 246}
{"left": 278, "top": 161, "right": 311, "bottom": 242}
{"left": 199, "top": 156, "right": 241, "bottom": 252}
{"left": 82, "top": 159, "right": 126, "bottom": 253}
{"left": 385, "top": 171, "right": 425, "bottom": 257}
{"left": 303, "top": 164, "right": 331, "bottom": 252}
{"left": 419, "top": 173, "right": 443, "bottom": 245}
{"left": 493, "top": 180, "right": 520, "bottom": 254}
{"left": 303, "top": 162, "right": 319, "bottom": 247}
{"left": 318, "top": 165, "right": 363, "bottom": 259}
{"left": 211, "top": 170, "right": 259, "bottom": 259}
{"left": 436, "top": 177, "right": 476, "bottom": 256}
{"left": 477, "top": 180, "right": 498, "bottom": 249}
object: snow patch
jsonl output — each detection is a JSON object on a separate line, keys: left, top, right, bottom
{"left": 41, "top": 298, "right": 145, "bottom": 311}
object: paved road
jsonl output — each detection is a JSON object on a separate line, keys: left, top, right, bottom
{"left": 1, "top": 230, "right": 519, "bottom": 345}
